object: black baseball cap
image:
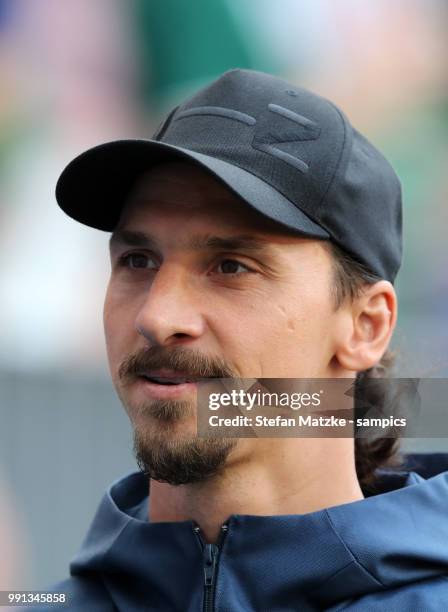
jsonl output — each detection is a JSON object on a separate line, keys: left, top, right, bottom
{"left": 56, "top": 69, "right": 402, "bottom": 282}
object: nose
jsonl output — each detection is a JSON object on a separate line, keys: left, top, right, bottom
{"left": 134, "top": 262, "right": 205, "bottom": 347}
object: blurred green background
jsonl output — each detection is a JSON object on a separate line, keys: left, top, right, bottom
{"left": 0, "top": 0, "right": 447, "bottom": 590}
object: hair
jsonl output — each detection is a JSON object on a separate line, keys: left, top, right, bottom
{"left": 327, "top": 241, "right": 406, "bottom": 492}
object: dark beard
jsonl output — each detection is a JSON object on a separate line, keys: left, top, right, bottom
{"left": 133, "top": 412, "right": 237, "bottom": 485}
{"left": 118, "top": 346, "right": 238, "bottom": 485}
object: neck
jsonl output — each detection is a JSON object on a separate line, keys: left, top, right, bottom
{"left": 148, "top": 438, "right": 364, "bottom": 543}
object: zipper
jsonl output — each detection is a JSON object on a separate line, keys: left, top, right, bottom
{"left": 193, "top": 522, "right": 229, "bottom": 612}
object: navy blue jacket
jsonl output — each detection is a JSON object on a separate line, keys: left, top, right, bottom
{"left": 42, "top": 452, "right": 448, "bottom": 611}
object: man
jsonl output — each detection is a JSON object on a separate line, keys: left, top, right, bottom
{"left": 43, "top": 70, "right": 447, "bottom": 610}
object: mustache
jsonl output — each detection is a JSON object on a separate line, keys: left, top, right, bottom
{"left": 118, "top": 345, "right": 236, "bottom": 384}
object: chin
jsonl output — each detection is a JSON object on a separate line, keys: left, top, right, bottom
{"left": 132, "top": 427, "right": 238, "bottom": 486}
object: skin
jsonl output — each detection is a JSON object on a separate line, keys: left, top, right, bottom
{"left": 104, "top": 160, "right": 397, "bottom": 544}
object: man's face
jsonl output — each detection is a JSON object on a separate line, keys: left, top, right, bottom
{"left": 104, "top": 161, "right": 341, "bottom": 485}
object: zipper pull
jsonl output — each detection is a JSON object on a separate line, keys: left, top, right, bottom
{"left": 203, "top": 543, "right": 219, "bottom": 586}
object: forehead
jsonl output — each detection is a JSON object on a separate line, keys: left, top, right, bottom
{"left": 118, "top": 160, "right": 295, "bottom": 234}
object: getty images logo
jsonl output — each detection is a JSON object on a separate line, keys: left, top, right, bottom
{"left": 208, "top": 388, "right": 323, "bottom": 411}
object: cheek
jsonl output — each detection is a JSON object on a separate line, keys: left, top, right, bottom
{"left": 212, "top": 290, "right": 336, "bottom": 377}
{"left": 274, "top": 299, "right": 336, "bottom": 374}
{"left": 103, "top": 286, "right": 139, "bottom": 373}
{"left": 205, "top": 296, "right": 273, "bottom": 374}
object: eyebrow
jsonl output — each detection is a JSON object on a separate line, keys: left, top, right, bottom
{"left": 109, "top": 229, "right": 272, "bottom": 254}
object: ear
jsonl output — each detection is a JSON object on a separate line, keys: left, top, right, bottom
{"left": 335, "top": 281, "right": 397, "bottom": 371}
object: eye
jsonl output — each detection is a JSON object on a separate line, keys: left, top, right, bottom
{"left": 215, "top": 258, "right": 252, "bottom": 275}
{"left": 118, "top": 252, "right": 157, "bottom": 270}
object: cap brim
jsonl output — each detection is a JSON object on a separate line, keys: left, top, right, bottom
{"left": 55, "top": 139, "right": 329, "bottom": 239}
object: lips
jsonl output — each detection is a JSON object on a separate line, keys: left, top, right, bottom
{"left": 141, "top": 375, "right": 193, "bottom": 385}
{"left": 138, "top": 369, "right": 200, "bottom": 385}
